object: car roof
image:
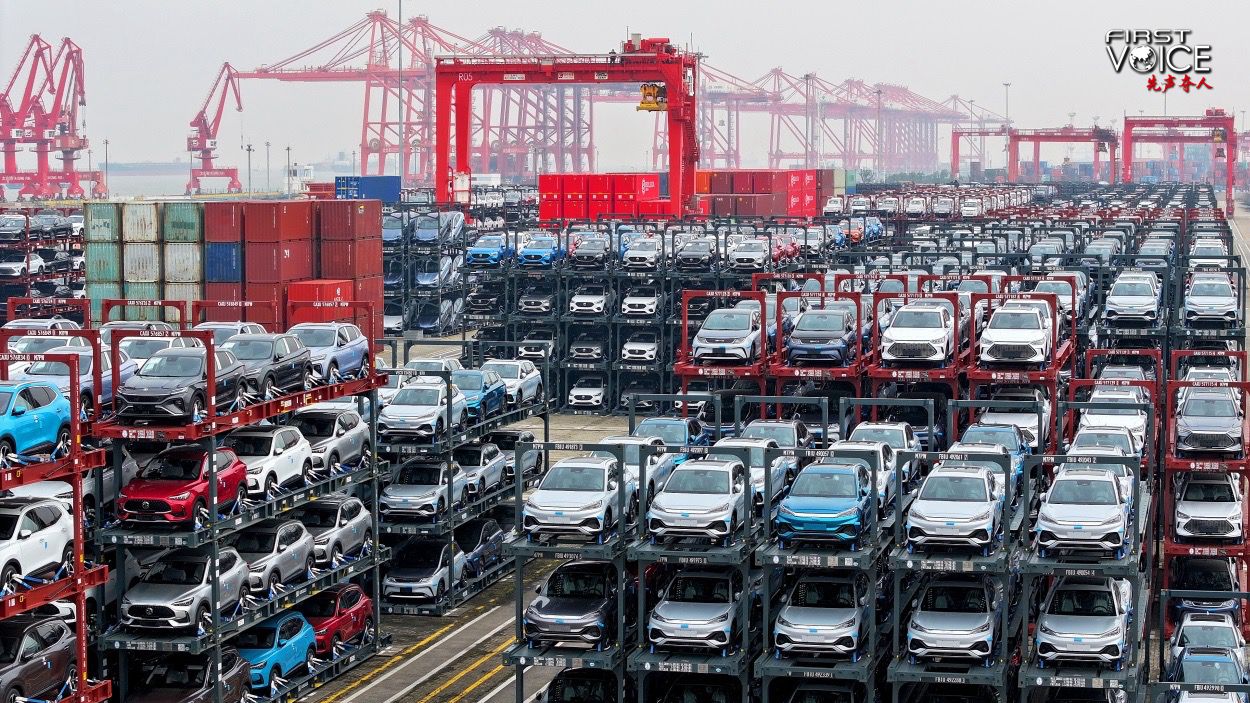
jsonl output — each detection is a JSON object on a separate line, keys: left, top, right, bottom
{"left": 0, "top": 496, "right": 57, "bottom": 511}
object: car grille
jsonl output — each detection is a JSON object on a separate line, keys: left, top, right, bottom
{"left": 129, "top": 605, "right": 176, "bottom": 618}
{"left": 889, "top": 342, "right": 938, "bottom": 359}
{"left": 1184, "top": 432, "right": 1236, "bottom": 449}
{"left": 622, "top": 348, "right": 653, "bottom": 360}
{"left": 522, "top": 255, "right": 546, "bottom": 264}
{"left": 573, "top": 394, "right": 597, "bottom": 402}
{"left": 735, "top": 258, "right": 758, "bottom": 265}
{"left": 571, "top": 301, "right": 599, "bottom": 311}
{"left": 124, "top": 499, "right": 171, "bottom": 514}
{"left": 1188, "top": 519, "right": 1236, "bottom": 535}
{"left": 519, "top": 301, "right": 550, "bottom": 312}
{"left": 987, "top": 343, "right": 1035, "bottom": 360}
{"left": 624, "top": 303, "right": 651, "bottom": 314}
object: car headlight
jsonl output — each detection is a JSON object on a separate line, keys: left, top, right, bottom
{"left": 314, "top": 533, "right": 332, "bottom": 544}
{"left": 581, "top": 499, "right": 604, "bottom": 512}
{"left": 169, "top": 492, "right": 191, "bottom": 501}
{"left": 651, "top": 612, "right": 671, "bottom": 624}
{"left": 710, "top": 502, "right": 731, "bottom": 513}
{"left": 908, "top": 509, "right": 927, "bottom": 522}
{"left": 972, "top": 619, "right": 993, "bottom": 633}
{"left": 910, "top": 621, "right": 931, "bottom": 634}
{"left": 250, "top": 564, "right": 266, "bottom": 572}
{"left": 833, "top": 505, "right": 859, "bottom": 518}
{"left": 970, "top": 509, "right": 994, "bottom": 522}
{"left": 1038, "top": 623, "right": 1057, "bottom": 636}
{"left": 1097, "top": 512, "right": 1124, "bottom": 526}
{"left": 776, "top": 614, "right": 794, "bottom": 628}
{"left": 172, "top": 596, "right": 195, "bottom": 607}
{"left": 1176, "top": 510, "right": 1191, "bottom": 521}
{"left": 1097, "top": 626, "right": 1123, "bottom": 638}
{"left": 247, "top": 465, "right": 263, "bottom": 474}
{"left": 833, "top": 617, "right": 857, "bottom": 629}
{"left": 710, "top": 611, "right": 731, "bottom": 623}
{"left": 779, "top": 504, "right": 797, "bottom": 517}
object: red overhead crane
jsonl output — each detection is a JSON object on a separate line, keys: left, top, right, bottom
{"left": 950, "top": 125, "right": 1011, "bottom": 181}
{"left": 186, "top": 63, "right": 243, "bottom": 194}
{"left": 1007, "top": 126, "right": 1119, "bottom": 183}
{"left": 435, "top": 36, "right": 698, "bottom": 216}
{"left": 1123, "top": 109, "right": 1237, "bottom": 211}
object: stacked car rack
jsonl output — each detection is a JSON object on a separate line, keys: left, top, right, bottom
{"left": 0, "top": 209, "right": 86, "bottom": 325}
{"left": 383, "top": 207, "right": 471, "bottom": 337}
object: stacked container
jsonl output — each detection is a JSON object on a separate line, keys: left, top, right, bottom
{"left": 316, "top": 199, "right": 385, "bottom": 341}
{"left": 537, "top": 172, "right": 661, "bottom": 220}
{"left": 161, "top": 202, "right": 205, "bottom": 322}
{"left": 242, "top": 200, "right": 314, "bottom": 330}
{"left": 84, "top": 202, "right": 123, "bottom": 322}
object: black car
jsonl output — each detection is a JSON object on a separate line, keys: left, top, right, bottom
{"left": 31, "top": 214, "right": 72, "bottom": 238}
{"left": 34, "top": 248, "right": 72, "bottom": 273}
{"left": 129, "top": 648, "right": 250, "bottom": 703}
{"left": 116, "top": 348, "right": 246, "bottom": 422}
{"left": 674, "top": 239, "right": 720, "bottom": 271}
{"left": 483, "top": 429, "right": 542, "bottom": 482}
{"left": 523, "top": 560, "right": 630, "bottom": 647}
{"left": 220, "top": 333, "right": 312, "bottom": 397}
{"left": 569, "top": 238, "right": 612, "bottom": 270}
{"left": 0, "top": 214, "right": 29, "bottom": 242}
{"left": 472, "top": 325, "right": 510, "bottom": 359}
{"left": 541, "top": 668, "right": 633, "bottom": 703}
{"left": 466, "top": 285, "right": 504, "bottom": 315}
{"left": 0, "top": 615, "right": 76, "bottom": 703}
{"left": 619, "top": 379, "right": 659, "bottom": 412}
{"left": 453, "top": 518, "right": 504, "bottom": 578}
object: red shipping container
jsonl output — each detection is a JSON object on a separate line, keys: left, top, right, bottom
{"left": 711, "top": 195, "right": 735, "bottom": 216}
{"left": 204, "top": 202, "right": 243, "bottom": 243}
{"left": 203, "top": 282, "right": 243, "bottom": 322}
{"left": 588, "top": 199, "right": 612, "bottom": 221}
{"left": 695, "top": 171, "right": 712, "bottom": 194}
{"left": 353, "top": 276, "right": 384, "bottom": 310}
{"left": 320, "top": 236, "right": 382, "bottom": 279}
{"left": 732, "top": 171, "right": 754, "bottom": 194}
{"left": 288, "top": 279, "right": 354, "bottom": 324}
{"left": 816, "top": 168, "right": 836, "bottom": 190}
{"left": 752, "top": 171, "right": 785, "bottom": 194}
{"left": 786, "top": 170, "right": 802, "bottom": 193}
{"left": 709, "top": 171, "right": 734, "bottom": 194}
{"left": 695, "top": 197, "right": 711, "bottom": 216}
{"left": 318, "top": 200, "right": 382, "bottom": 240}
{"left": 801, "top": 169, "right": 817, "bottom": 190}
{"left": 610, "top": 199, "right": 638, "bottom": 218}
{"left": 245, "top": 239, "right": 315, "bottom": 283}
{"left": 587, "top": 174, "right": 612, "bottom": 195}
{"left": 785, "top": 191, "right": 803, "bottom": 216}
{"left": 563, "top": 199, "right": 588, "bottom": 220}
{"left": 537, "top": 174, "right": 563, "bottom": 198}
{"left": 637, "top": 199, "right": 671, "bottom": 217}
{"left": 243, "top": 200, "right": 314, "bottom": 242}
{"left": 538, "top": 201, "right": 563, "bottom": 221}
{"left": 611, "top": 174, "right": 660, "bottom": 202}
{"left": 245, "top": 282, "right": 285, "bottom": 331}
{"left": 802, "top": 189, "right": 818, "bottom": 215}
{"left": 562, "top": 175, "right": 588, "bottom": 202}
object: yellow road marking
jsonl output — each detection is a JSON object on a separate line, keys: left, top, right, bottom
{"left": 317, "top": 622, "right": 458, "bottom": 703}
{"left": 444, "top": 664, "right": 508, "bottom": 703}
{"left": 414, "top": 638, "right": 514, "bottom": 703}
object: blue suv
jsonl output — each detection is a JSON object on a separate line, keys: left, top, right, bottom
{"left": 289, "top": 322, "right": 371, "bottom": 382}
{"left": 239, "top": 611, "right": 317, "bottom": 692}
{"left": 776, "top": 463, "right": 873, "bottom": 548}
{"left": 785, "top": 308, "right": 859, "bottom": 366}
{"left": 1166, "top": 646, "right": 1249, "bottom": 702}
{"left": 0, "top": 380, "right": 72, "bottom": 458}
{"left": 466, "top": 234, "right": 515, "bottom": 267}
{"left": 518, "top": 236, "right": 566, "bottom": 269}
{"left": 633, "top": 416, "right": 712, "bottom": 463}
{"left": 960, "top": 423, "right": 1030, "bottom": 482}
{"left": 451, "top": 368, "right": 507, "bottom": 421}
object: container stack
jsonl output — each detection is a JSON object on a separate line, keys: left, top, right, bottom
{"left": 694, "top": 168, "right": 841, "bottom": 217}
{"left": 538, "top": 172, "right": 661, "bottom": 220}
{"left": 310, "top": 199, "right": 385, "bottom": 341}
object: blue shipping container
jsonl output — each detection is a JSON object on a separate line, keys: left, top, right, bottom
{"left": 205, "top": 242, "right": 242, "bottom": 283}
{"left": 335, "top": 175, "right": 401, "bottom": 204}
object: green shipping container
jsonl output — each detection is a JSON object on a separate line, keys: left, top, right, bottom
{"left": 162, "top": 202, "right": 204, "bottom": 243}
{"left": 123, "top": 282, "right": 162, "bottom": 321}
{"left": 84, "top": 202, "right": 121, "bottom": 242}
{"left": 85, "top": 241, "right": 121, "bottom": 283}
{"left": 86, "top": 282, "right": 121, "bottom": 323}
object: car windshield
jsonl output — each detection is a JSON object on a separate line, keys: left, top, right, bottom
{"left": 1087, "top": 397, "right": 1141, "bottom": 416}
{"left": 382, "top": 216, "right": 405, "bottom": 232}
{"left": 232, "top": 531, "right": 278, "bottom": 553}
{"left": 682, "top": 241, "right": 713, "bottom": 253}
{"left": 709, "top": 447, "right": 766, "bottom": 466}
{"left": 664, "top": 468, "right": 730, "bottom": 494}
{"left": 961, "top": 426, "right": 1017, "bottom": 449}
{"left": 451, "top": 371, "right": 483, "bottom": 390}
{"left": 1180, "top": 659, "right": 1242, "bottom": 685}
{"left": 1180, "top": 624, "right": 1240, "bottom": 649}
{"left": 630, "top": 240, "right": 659, "bottom": 252}
{"left": 790, "top": 470, "right": 857, "bottom": 498}
{"left": 989, "top": 311, "right": 1040, "bottom": 330}
{"left": 406, "top": 360, "right": 447, "bottom": 373}
{"left": 415, "top": 215, "right": 439, "bottom": 232}
{"left": 892, "top": 309, "right": 943, "bottom": 328}
{"left": 742, "top": 424, "right": 796, "bottom": 446}
{"left": 791, "top": 580, "right": 855, "bottom": 608}
{"left": 849, "top": 426, "right": 904, "bottom": 446}
{"left": 541, "top": 465, "right": 606, "bottom": 491}
{"left": 139, "top": 354, "right": 203, "bottom": 377}
{"left": 224, "top": 434, "right": 273, "bottom": 457}
{"left": 923, "top": 584, "right": 987, "bottom": 613}
{"left": 291, "top": 414, "right": 336, "bottom": 439}
{"left": 635, "top": 420, "right": 687, "bottom": 445}
{"left": 141, "top": 454, "right": 203, "bottom": 480}
{"left": 797, "top": 312, "right": 849, "bottom": 332}
{"left": 418, "top": 259, "right": 442, "bottom": 273}
{"left": 476, "top": 236, "right": 504, "bottom": 248}
{"left": 1181, "top": 396, "right": 1238, "bottom": 418}
{"left": 391, "top": 387, "right": 442, "bottom": 406}
{"left": 235, "top": 627, "right": 277, "bottom": 650}
{"left": 1190, "top": 281, "right": 1234, "bottom": 298}
{"left": 919, "top": 475, "right": 987, "bottom": 502}
{"left": 293, "top": 327, "right": 336, "bottom": 348}
{"left": 547, "top": 570, "right": 608, "bottom": 598}
{"left": 113, "top": 337, "right": 170, "bottom": 361}
{"left": 528, "top": 239, "right": 556, "bottom": 250}
{"left": 1049, "top": 587, "right": 1116, "bottom": 616}
{"left": 1034, "top": 281, "right": 1073, "bottom": 298}
{"left": 703, "top": 311, "right": 752, "bottom": 331}
{"left": 579, "top": 239, "right": 607, "bottom": 251}
{"left": 301, "top": 591, "right": 339, "bottom": 618}
{"left": 484, "top": 363, "right": 519, "bottom": 379}
{"left": 220, "top": 339, "right": 274, "bottom": 363}
{"left": 395, "top": 464, "right": 442, "bottom": 485}
{"left": 1184, "top": 481, "right": 1236, "bottom": 502}
{"left": 593, "top": 443, "right": 649, "bottom": 467}
{"left": 146, "top": 560, "right": 206, "bottom": 585}
{"left": 1193, "top": 245, "right": 1226, "bottom": 257}
{"left": 25, "top": 355, "right": 88, "bottom": 375}
{"left": 290, "top": 504, "right": 340, "bottom": 528}
{"left": 9, "top": 336, "right": 81, "bottom": 353}
{"left": 736, "top": 241, "right": 766, "bottom": 252}
{"left": 666, "top": 575, "right": 731, "bottom": 603}
{"left": 1110, "top": 282, "right": 1153, "bottom": 297}
{"left": 1072, "top": 431, "right": 1133, "bottom": 454}
{"left": 1050, "top": 478, "right": 1117, "bottom": 505}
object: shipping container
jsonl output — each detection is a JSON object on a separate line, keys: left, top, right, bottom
{"left": 609, "top": 199, "right": 637, "bottom": 218}
{"left": 204, "top": 201, "right": 243, "bottom": 243}
{"left": 122, "top": 242, "right": 161, "bottom": 283}
{"left": 86, "top": 282, "right": 121, "bottom": 323}
{"left": 752, "top": 171, "right": 786, "bottom": 194}
{"left": 245, "top": 239, "right": 314, "bottom": 283}
{"left": 695, "top": 196, "right": 711, "bottom": 216}
{"left": 711, "top": 195, "right": 735, "bottom": 216}
{"left": 84, "top": 202, "right": 121, "bottom": 242}
{"left": 123, "top": 282, "right": 162, "bottom": 321}
{"left": 611, "top": 174, "right": 660, "bottom": 202}
{"left": 587, "top": 199, "right": 612, "bottom": 221}
{"left": 288, "top": 280, "right": 354, "bottom": 324}
{"left": 637, "top": 199, "right": 671, "bottom": 217}
{"left": 731, "top": 171, "right": 754, "bottom": 194}
{"left": 334, "top": 175, "right": 401, "bottom": 203}
{"left": 319, "top": 237, "right": 382, "bottom": 280}
{"left": 708, "top": 171, "right": 734, "bottom": 194}
{"left": 561, "top": 175, "right": 588, "bottom": 201}
{"left": 163, "top": 282, "right": 204, "bottom": 323}
{"left": 317, "top": 200, "right": 382, "bottom": 240}
{"left": 161, "top": 202, "right": 203, "bottom": 243}
{"left": 537, "top": 174, "right": 562, "bottom": 198}
{"left": 353, "top": 276, "right": 384, "bottom": 314}
{"left": 695, "top": 171, "right": 712, "bottom": 194}
{"left": 538, "top": 201, "right": 562, "bottom": 221}
{"left": 786, "top": 171, "right": 802, "bottom": 193}
{"left": 243, "top": 200, "right": 314, "bottom": 242}
{"left": 562, "top": 199, "right": 588, "bottom": 220}
{"left": 834, "top": 168, "right": 847, "bottom": 189}
{"left": 85, "top": 241, "right": 121, "bottom": 283}
{"left": 202, "top": 282, "right": 244, "bottom": 322}
{"left": 122, "top": 202, "right": 161, "bottom": 242}
{"left": 205, "top": 242, "right": 243, "bottom": 283}
{"left": 587, "top": 174, "right": 612, "bottom": 196}
{"left": 162, "top": 243, "right": 203, "bottom": 284}
{"left": 245, "top": 282, "right": 285, "bottom": 330}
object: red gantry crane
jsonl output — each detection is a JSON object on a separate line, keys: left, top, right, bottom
{"left": 1007, "top": 125, "right": 1119, "bottom": 183}
{"left": 435, "top": 35, "right": 699, "bottom": 216}
{"left": 186, "top": 62, "right": 243, "bottom": 194}
{"left": 1123, "top": 109, "right": 1237, "bottom": 211}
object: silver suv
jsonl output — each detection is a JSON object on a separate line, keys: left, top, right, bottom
{"left": 906, "top": 576, "right": 1004, "bottom": 663}
{"left": 523, "top": 457, "right": 634, "bottom": 542}
{"left": 291, "top": 495, "right": 373, "bottom": 565}
{"left": 121, "top": 546, "right": 249, "bottom": 631}
{"left": 648, "top": 569, "right": 750, "bottom": 654}
{"left": 230, "top": 518, "right": 316, "bottom": 593}
{"left": 647, "top": 459, "right": 749, "bottom": 544}
{"left": 906, "top": 464, "right": 1001, "bottom": 554}
{"left": 1175, "top": 472, "right": 1244, "bottom": 543}
{"left": 774, "top": 574, "right": 865, "bottom": 659}
{"left": 1184, "top": 273, "right": 1240, "bottom": 328}
{"left": 1035, "top": 466, "right": 1131, "bottom": 558}
{"left": 1102, "top": 273, "right": 1160, "bottom": 326}
{"left": 1035, "top": 576, "right": 1132, "bottom": 667}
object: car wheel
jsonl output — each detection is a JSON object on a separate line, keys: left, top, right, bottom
{"left": 263, "top": 376, "right": 277, "bottom": 400}
{"left": 304, "top": 646, "right": 316, "bottom": 673}
{"left": 328, "top": 361, "right": 340, "bottom": 382}
{"left": 361, "top": 530, "right": 372, "bottom": 554}
{"left": 197, "top": 604, "right": 212, "bottom": 632}
{"left": 478, "top": 478, "right": 486, "bottom": 496}
{"left": 331, "top": 543, "right": 343, "bottom": 564}
{"left": 435, "top": 419, "right": 444, "bottom": 437}
{"left": 193, "top": 499, "right": 209, "bottom": 526}
{"left": 331, "top": 634, "right": 342, "bottom": 653}
{"left": 437, "top": 497, "right": 446, "bottom": 515}
{"left": 55, "top": 425, "right": 70, "bottom": 454}
{"left": 267, "top": 571, "right": 280, "bottom": 593}
{"left": 6, "top": 687, "right": 21, "bottom": 703}
{"left": 360, "top": 354, "right": 371, "bottom": 376}
{"left": 0, "top": 438, "right": 13, "bottom": 462}
{"left": 79, "top": 397, "right": 93, "bottom": 420}
{"left": 269, "top": 667, "right": 281, "bottom": 693}
{"left": 360, "top": 442, "right": 371, "bottom": 464}
{"left": 534, "top": 384, "right": 544, "bottom": 403}
{"left": 305, "top": 555, "right": 315, "bottom": 579}
{"left": 327, "top": 452, "right": 339, "bottom": 471}
{"left": 301, "top": 460, "right": 312, "bottom": 485}
{"left": 459, "top": 413, "right": 468, "bottom": 431}
{"left": 191, "top": 395, "right": 206, "bottom": 421}
{"left": 61, "top": 544, "right": 74, "bottom": 575}
{"left": 361, "top": 616, "right": 376, "bottom": 644}
{"left": 0, "top": 563, "right": 16, "bottom": 589}
{"left": 264, "top": 473, "right": 277, "bottom": 496}
{"left": 66, "top": 664, "right": 77, "bottom": 692}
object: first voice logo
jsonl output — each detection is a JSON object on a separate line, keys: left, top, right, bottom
{"left": 1105, "top": 30, "right": 1213, "bottom": 93}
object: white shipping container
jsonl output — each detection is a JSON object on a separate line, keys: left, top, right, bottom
{"left": 163, "top": 282, "right": 203, "bottom": 323}
{"left": 163, "top": 243, "right": 203, "bottom": 283}
{"left": 122, "top": 242, "right": 162, "bottom": 283}
{"left": 122, "top": 202, "right": 161, "bottom": 242}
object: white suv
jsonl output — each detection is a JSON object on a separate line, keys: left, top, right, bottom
{"left": 980, "top": 307, "right": 1050, "bottom": 366}
{"left": 881, "top": 303, "right": 956, "bottom": 366}
{"left": 224, "top": 426, "right": 314, "bottom": 497}
{"left": 906, "top": 464, "right": 1001, "bottom": 554}
{"left": 1035, "top": 466, "right": 1131, "bottom": 558}
{"left": 1176, "top": 473, "right": 1244, "bottom": 543}
{"left": 0, "top": 496, "right": 73, "bottom": 583}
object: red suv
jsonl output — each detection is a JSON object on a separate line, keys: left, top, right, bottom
{"left": 118, "top": 446, "right": 248, "bottom": 526}
{"left": 298, "top": 583, "right": 374, "bottom": 654}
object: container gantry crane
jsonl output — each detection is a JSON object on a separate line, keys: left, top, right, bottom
{"left": 1007, "top": 126, "right": 1119, "bottom": 183}
{"left": 1123, "top": 109, "right": 1237, "bottom": 211}
{"left": 186, "top": 62, "right": 242, "bottom": 194}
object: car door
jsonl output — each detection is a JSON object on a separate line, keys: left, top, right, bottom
{"left": 339, "top": 587, "right": 364, "bottom": 637}
{"left": 481, "top": 519, "right": 502, "bottom": 566}
{"left": 213, "top": 351, "right": 233, "bottom": 401}
{"left": 276, "top": 525, "right": 300, "bottom": 581}
{"left": 275, "top": 338, "right": 299, "bottom": 389}
{"left": 218, "top": 649, "right": 243, "bottom": 703}
{"left": 28, "top": 386, "right": 61, "bottom": 448}
{"left": 342, "top": 499, "right": 365, "bottom": 552}
{"left": 35, "top": 505, "right": 68, "bottom": 557}
{"left": 8, "top": 389, "right": 38, "bottom": 451}
{"left": 213, "top": 450, "right": 238, "bottom": 504}
{"left": 36, "top": 621, "right": 70, "bottom": 690}
{"left": 15, "top": 627, "right": 51, "bottom": 695}
{"left": 279, "top": 429, "right": 302, "bottom": 484}
{"left": 341, "top": 411, "right": 364, "bottom": 460}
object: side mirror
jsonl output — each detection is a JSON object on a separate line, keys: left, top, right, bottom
{"left": 274, "top": 447, "right": 284, "bottom": 456}
{"left": 278, "top": 638, "right": 289, "bottom": 646}
{"left": 274, "top": 353, "right": 283, "bottom": 362}
{"left": 339, "top": 518, "right": 349, "bottom": 528}
{"left": 336, "top": 429, "right": 347, "bottom": 437}
{"left": 534, "top": 583, "right": 542, "bottom": 594}
{"left": 911, "top": 598, "right": 919, "bottom": 609}
{"left": 17, "top": 529, "right": 31, "bottom": 540}
{"left": 10, "top": 406, "right": 23, "bottom": 417}
{"left": 607, "top": 480, "right": 619, "bottom": 491}
{"left": 277, "top": 543, "right": 288, "bottom": 553}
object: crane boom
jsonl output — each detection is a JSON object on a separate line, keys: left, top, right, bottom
{"left": 187, "top": 62, "right": 243, "bottom": 194}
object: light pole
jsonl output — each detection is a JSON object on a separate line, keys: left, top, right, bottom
{"left": 245, "top": 143, "right": 254, "bottom": 193}
{"left": 285, "top": 146, "right": 292, "bottom": 195}
{"left": 875, "top": 88, "right": 883, "bottom": 174}
{"left": 1002, "top": 82, "right": 1011, "bottom": 123}
{"left": 352, "top": 150, "right": 357, "bottom": 175}
{"left": 265, "top": 141, "right": 271, "bottom": 192}
{"left": 103, "top": 139, "right": 110, "bottom": 196}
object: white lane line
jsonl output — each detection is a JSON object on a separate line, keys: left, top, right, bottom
{"left": 346, "top": 606, "right": 502, "bottom": 702}
{"left": 380, "top": 616, "right": 515, "bottom": 703}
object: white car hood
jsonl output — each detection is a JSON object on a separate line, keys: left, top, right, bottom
{"left": 884, "top": 326, "right": 948, "bottom": 343}
{"left": 981, "top": 328, "right": 1046, "bottom": 345}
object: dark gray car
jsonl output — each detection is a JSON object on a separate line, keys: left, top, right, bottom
{"left": 116, "top": 348, "right": 246, "bottom": 422}
{"left": 0, "top": 615, "right": 75, "bottom": 703}
{"left": 524, "top": 560, "right": 623, "bottom": 647}
{"left": 1176, "top": 389, "right": 1244, "bottom": 457}
{"left": 221, "top": 333, "right": 313, "bottom": 397}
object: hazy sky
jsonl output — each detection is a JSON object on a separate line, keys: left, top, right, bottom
{"left": 4, "top": 1, "right": 1247, "bottom": 171}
